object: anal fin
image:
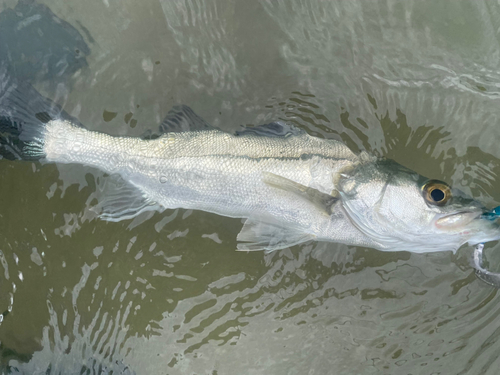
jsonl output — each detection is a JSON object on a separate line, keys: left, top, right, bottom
{"left": 90, "top": 175, "right": 162, "bottom": 222}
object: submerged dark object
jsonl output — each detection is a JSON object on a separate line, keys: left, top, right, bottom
{"left": 0, "top": 0, "right": 90, "bottom": 84}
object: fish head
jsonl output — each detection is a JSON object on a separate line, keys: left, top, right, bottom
{"left": 337, "top": 157, "right": 500, "bottom": 253}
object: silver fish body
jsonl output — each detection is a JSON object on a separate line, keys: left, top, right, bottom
{"left": 38, "top": 113, "right": 500, "bottom": 254}
{"left": 43, "top": 119, "right": 382, "bottom": 250}
{"left": 0, "top": 78, "right": 498, "bottom": 253}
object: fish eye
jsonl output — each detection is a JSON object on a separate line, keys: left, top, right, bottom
{"left": 422, "top": 180, "right": 451, "bottom": 206}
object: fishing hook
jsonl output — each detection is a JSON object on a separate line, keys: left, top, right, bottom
{"left": 473, "top": 243, "right": 500, "bottom": 287}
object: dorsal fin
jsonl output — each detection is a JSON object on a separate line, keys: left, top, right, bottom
{"left": 158, "top": 106, "right": 304, "bottom": 139}
{"left": 159, "top": 105, "right": 216, "bottom": 133}
{"left": 235, "top": 121, "right": 304, "bottom": 137}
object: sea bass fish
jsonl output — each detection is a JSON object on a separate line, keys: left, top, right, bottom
{"left": 1, "top": 78, "right": 500, "bottom": 254}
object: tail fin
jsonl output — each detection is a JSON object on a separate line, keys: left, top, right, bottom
{"left": 0, "top": 70, "right": 74, "bottom": 160}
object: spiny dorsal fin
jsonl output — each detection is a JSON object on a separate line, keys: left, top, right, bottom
{"left": 235, "top": 121, "right": 304, "bottom": 137}
{"left": 262, "top": 172, "right": 338, "bottom": 215}
{"left": 159, "top": 105, "right": 216, "bottom": 133}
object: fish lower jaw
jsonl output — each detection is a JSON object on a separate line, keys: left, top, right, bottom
{"left": 434, "top": 211, "right": 482, "bottom": 230}
{"left": 461, "top": 220, "right": 500, "bottom": 246}
{"left": 466, "top": 232, "right": 500, "bottom": 246}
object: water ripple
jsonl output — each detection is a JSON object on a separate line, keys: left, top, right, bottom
{"left": 3, "top": 1, "right": 500, "bottom": 374}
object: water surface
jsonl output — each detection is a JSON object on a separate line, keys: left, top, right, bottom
{"left": 1, "top": 1, "right": 500, "bottom": 374}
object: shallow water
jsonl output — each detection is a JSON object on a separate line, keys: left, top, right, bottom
{"left": 2, "top": 0, "right": 500, "bottom": 374}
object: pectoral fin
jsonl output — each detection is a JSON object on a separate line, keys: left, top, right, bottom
{"left": 262, "top": 172, "right": 338, "bottom": 215}
{"left": 237, "top": 217, "right": 315, "bottom": 253}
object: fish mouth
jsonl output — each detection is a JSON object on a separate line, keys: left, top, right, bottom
{"left": 435, "top": 210, "right": 483, "bottom": 230}
{"left": 435, "top": 209, "right": 500, "bottom": 245}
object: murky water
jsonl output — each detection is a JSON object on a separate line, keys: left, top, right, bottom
{"left": 2, "top": 0, "right": 500, "bottom": 374}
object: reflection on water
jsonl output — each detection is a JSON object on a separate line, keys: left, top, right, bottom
{"left": 2, "top": 0, "right": 500, "bottom": 374}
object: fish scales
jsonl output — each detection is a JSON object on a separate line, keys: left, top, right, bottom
{"left": 43, "top": 120, "right": 360, "bottom": 242}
